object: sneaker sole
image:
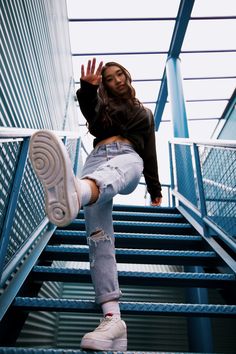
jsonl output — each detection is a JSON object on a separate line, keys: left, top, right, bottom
{"left": 80, "top": 337, "right": 127, "bottom": 351}
{"left": 29, "top": 130, "right": 79, "bottom": 227}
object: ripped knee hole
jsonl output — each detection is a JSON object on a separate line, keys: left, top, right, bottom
{"left": 88, "top": 228, "right": 111, "bottom": 245}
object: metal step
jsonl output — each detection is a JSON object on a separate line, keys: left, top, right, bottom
{"left": 0, "top": 349, "right": 205, "bottom": 354}
{"left": 52, "top": 230, "right": 204, "bottom": 250}
{"left": 32, "top": 265, "right": 236, "bottom": 288}
{"left": 113, "top": 205, "right": 179, "bottom": 214}
{"left": 13, "top": 297, "right": 236, "bottom": 318}
{"left": 42, "top": 245, "right": 221, "bottom": 266}
{"left": 61, "top": 220, "right": 197, "bottom": 235}
{"left": 77, "top": 210, "right": 186, "bottom": 223}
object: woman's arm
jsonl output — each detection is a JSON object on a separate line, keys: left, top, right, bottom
{"left": 142, "top": 110, "right": 162, "bottom": 205}
{"left": 76, "top": 58, "right": 103, "bottom": 122}
{"left": 76, "top": 80, "right": 99, "bottom": 121}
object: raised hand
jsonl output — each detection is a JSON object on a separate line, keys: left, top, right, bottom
{"left": 81, "top": 58, "right": 103, "bottom": 85}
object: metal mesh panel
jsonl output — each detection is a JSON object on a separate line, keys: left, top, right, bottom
{"left": 2, "top": 137, "right": 80, "bottom": 268}
{"left": 174, "top": 144, "right": 198, "bottom": 207}
{"left": 199, "top": 145, "right": 236, "bottom": 237}
{"left": 65, "top": 139, "right": 78, "bottom": 167}
{"left": 17, "top": 270, "right": 63, "bottom": 348}
{"left": 6, "top": 158, "right": 45, "bottom": 265}
{"left": 0, "top": 141, "right": 21, "bottom": 235}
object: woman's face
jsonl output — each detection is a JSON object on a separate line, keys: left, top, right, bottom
{"left": 103, "top": 65, "right": 129, "bottom": 96}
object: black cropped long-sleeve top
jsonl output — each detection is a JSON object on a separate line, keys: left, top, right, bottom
{"left": 76, "top": 80, "right": 162, "bottom": 200}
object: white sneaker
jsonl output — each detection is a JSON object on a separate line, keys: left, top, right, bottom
{"left": 80, "top": 315, "right": 127, "bottom": 351}
{"left": 29, "top": 130, "right": 80, "bottom": 227}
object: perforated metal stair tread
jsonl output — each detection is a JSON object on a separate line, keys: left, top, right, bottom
{"left": 61, "top": 219, "right": 198, "bottom": 235}
{"left": 13, "top": 297, "right": 236, "bottom": 317}
{"left": 77, "top": 210, "right": 186, "bottom": 223}
{"left": 112, "top": 204, "right": 180, "bottom": 214}
{"left": 0, "top": 349, "right": 205, "bottom": 354}
{"left": 32, "top": 265, "right": 236, "bottom": 287}
{"left": 52, "top": 230, "right": 203, "bottom": 249}
{"left": 42, "top": 245, "right": 221, "bottom": 266}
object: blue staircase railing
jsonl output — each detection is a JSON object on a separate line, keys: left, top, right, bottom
{"left": 0, "top": 128, "right": 80, "bottom": 319}
{"left": 169, "top": 138, "right": 236, "bottom": 273}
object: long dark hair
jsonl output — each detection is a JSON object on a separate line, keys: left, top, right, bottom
{"left": 97, "top": 62, "right": 141, "bottom": 126}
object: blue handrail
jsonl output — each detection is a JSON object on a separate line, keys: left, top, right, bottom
{"left": 169, "top": 138, "right": 236, "bottom": 273}
{"left": 0, "top": 129, "right": 80, "bottom": 281}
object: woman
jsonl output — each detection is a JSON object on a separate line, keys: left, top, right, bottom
{"left": 29, "top": 58, "right": 162, "bottom": 351}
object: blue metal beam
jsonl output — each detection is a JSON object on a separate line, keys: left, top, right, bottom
{"left": 166, "top": 57, "right": 189, "bottom": 137}
{"left": 154, "top": 0, "right": 195, "bottom": 129}
{"left": 169, "top": 0, "right": 195, "bottom": 58}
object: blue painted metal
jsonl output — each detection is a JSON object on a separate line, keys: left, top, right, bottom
{"left": 168, "top": 0, "right": 195, "bottom": 58}
{"left": 192, "top": 143, "right": 209, "bottom": 238}
{"left": 73, "top": 137, "right": 81, "bottom": 176}
{"left": 192, "top": 145, "right": 207, "bottom": 211}
{"left": 166, "top": 58, "right": 189, "bottom": 138}
{"left": 212, "top": 89, "right": 236, "bottom": 139}
{"left": 170, "top": 139, "right": 236, "bottom": 273}
{"left": 185, "top": 266, "right": 214, "bottom": 353}
{"left": 179, "top": 205, "right": 236, "bottom": 274}
{"left": 153, "top": 71, "right": 167, "bottom": 129}
{"left": 192, "top": 143, "right": 236, "bottom": 252}
{"left": 166, "top": 59, "right": 198, "bottom": 208}
{"left": 154, "top": 0, "right": 195, "bottom": 129}
{"left": 32, "top": 265, "right": 235, "bottom": 288}
{"left": 78, "top": 210, "right": 185, "bottom": 223}
{"left": 0, "top": 221, "right": 55, "bottom": 321}
{"left": 13, "top": 297, "right": 236, "bottom": 317}
{"left": 203, "top": 216, "right": 236, "bottom": 254}
{"left": 0, "top": 138, "right": 30, "bottom": 277}
{"left": 167, "top": 137, "right": 213, "bottom": 352}
{"left": 42, "top": 244, "right": 219, "bottom": 267}
{"left": 67, "top": 218, "right": 195, "bottom": 235}
{"left": 0, "top": 218, "right": 50, "bottom": 287}
{"left": 168, "top": 141, "right": 176, "bottom": 207}
{"left": 0, "top": 348, "right": 184, "bottom": 354}
{"left": 113, "top": 204, "right": 178, "bottom": 213}
{"left": 1, "top": 201, "right": 235, "bottom": 350}
{"left": 171, "top": 140, "right": 235, "bottom": 349}
{"left": 54, "top": 229, "right": 202, "bottom": 250}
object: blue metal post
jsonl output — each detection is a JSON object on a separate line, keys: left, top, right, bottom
{"left": 192, "top": 143, "right": 208, "bottom": 234}
{"left": 166, "top": 57, "right": 197, "bottom": 205}
{"left": 166, "top": 57, "right": 189, "bottom": 138}
{"left": 168, "top": 141, "right": 176, "bottom": 207}
{"left": 166, "top": 57, "right": 213, "bottom": 352}
{"left": 73, "top": 137, "right": 81, "bottom": 176}
{"left": 185, "top": 266, "right": 214, "bottom": 353}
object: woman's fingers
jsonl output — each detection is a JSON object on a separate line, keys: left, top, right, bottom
{"left": 91, "top": 58, "right": 96, "bottom": 74}
{"left": 96, "top": 60, "right": 103, "bottom": 76}
{"left": 80, "top": 58, "right": 103, "bottom": 84}
{"left": 81, "top": 64, "right": 85, "bottom": 78}
{"left": 86, "top": 59, "right": 91, "bottom": 76}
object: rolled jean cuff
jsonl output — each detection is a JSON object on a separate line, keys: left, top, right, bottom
{"left": 95, "top": 290, "right": 122, "bottom": 305}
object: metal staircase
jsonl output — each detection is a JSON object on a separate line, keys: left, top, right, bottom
{"left": 1, "top": 204, "right": 235, "bottom": 353}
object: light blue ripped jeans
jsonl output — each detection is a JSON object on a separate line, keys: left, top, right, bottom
{"left": 81, "top": 142, "right": 144, "bottom": 305}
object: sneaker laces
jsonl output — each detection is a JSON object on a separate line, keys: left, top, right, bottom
{"left": 96, "top": 315, "right": 113, "bottom": 330}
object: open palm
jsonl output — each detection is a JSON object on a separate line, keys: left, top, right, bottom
{"left": 81, "top": 58, "right": 103, "bottom": 85}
